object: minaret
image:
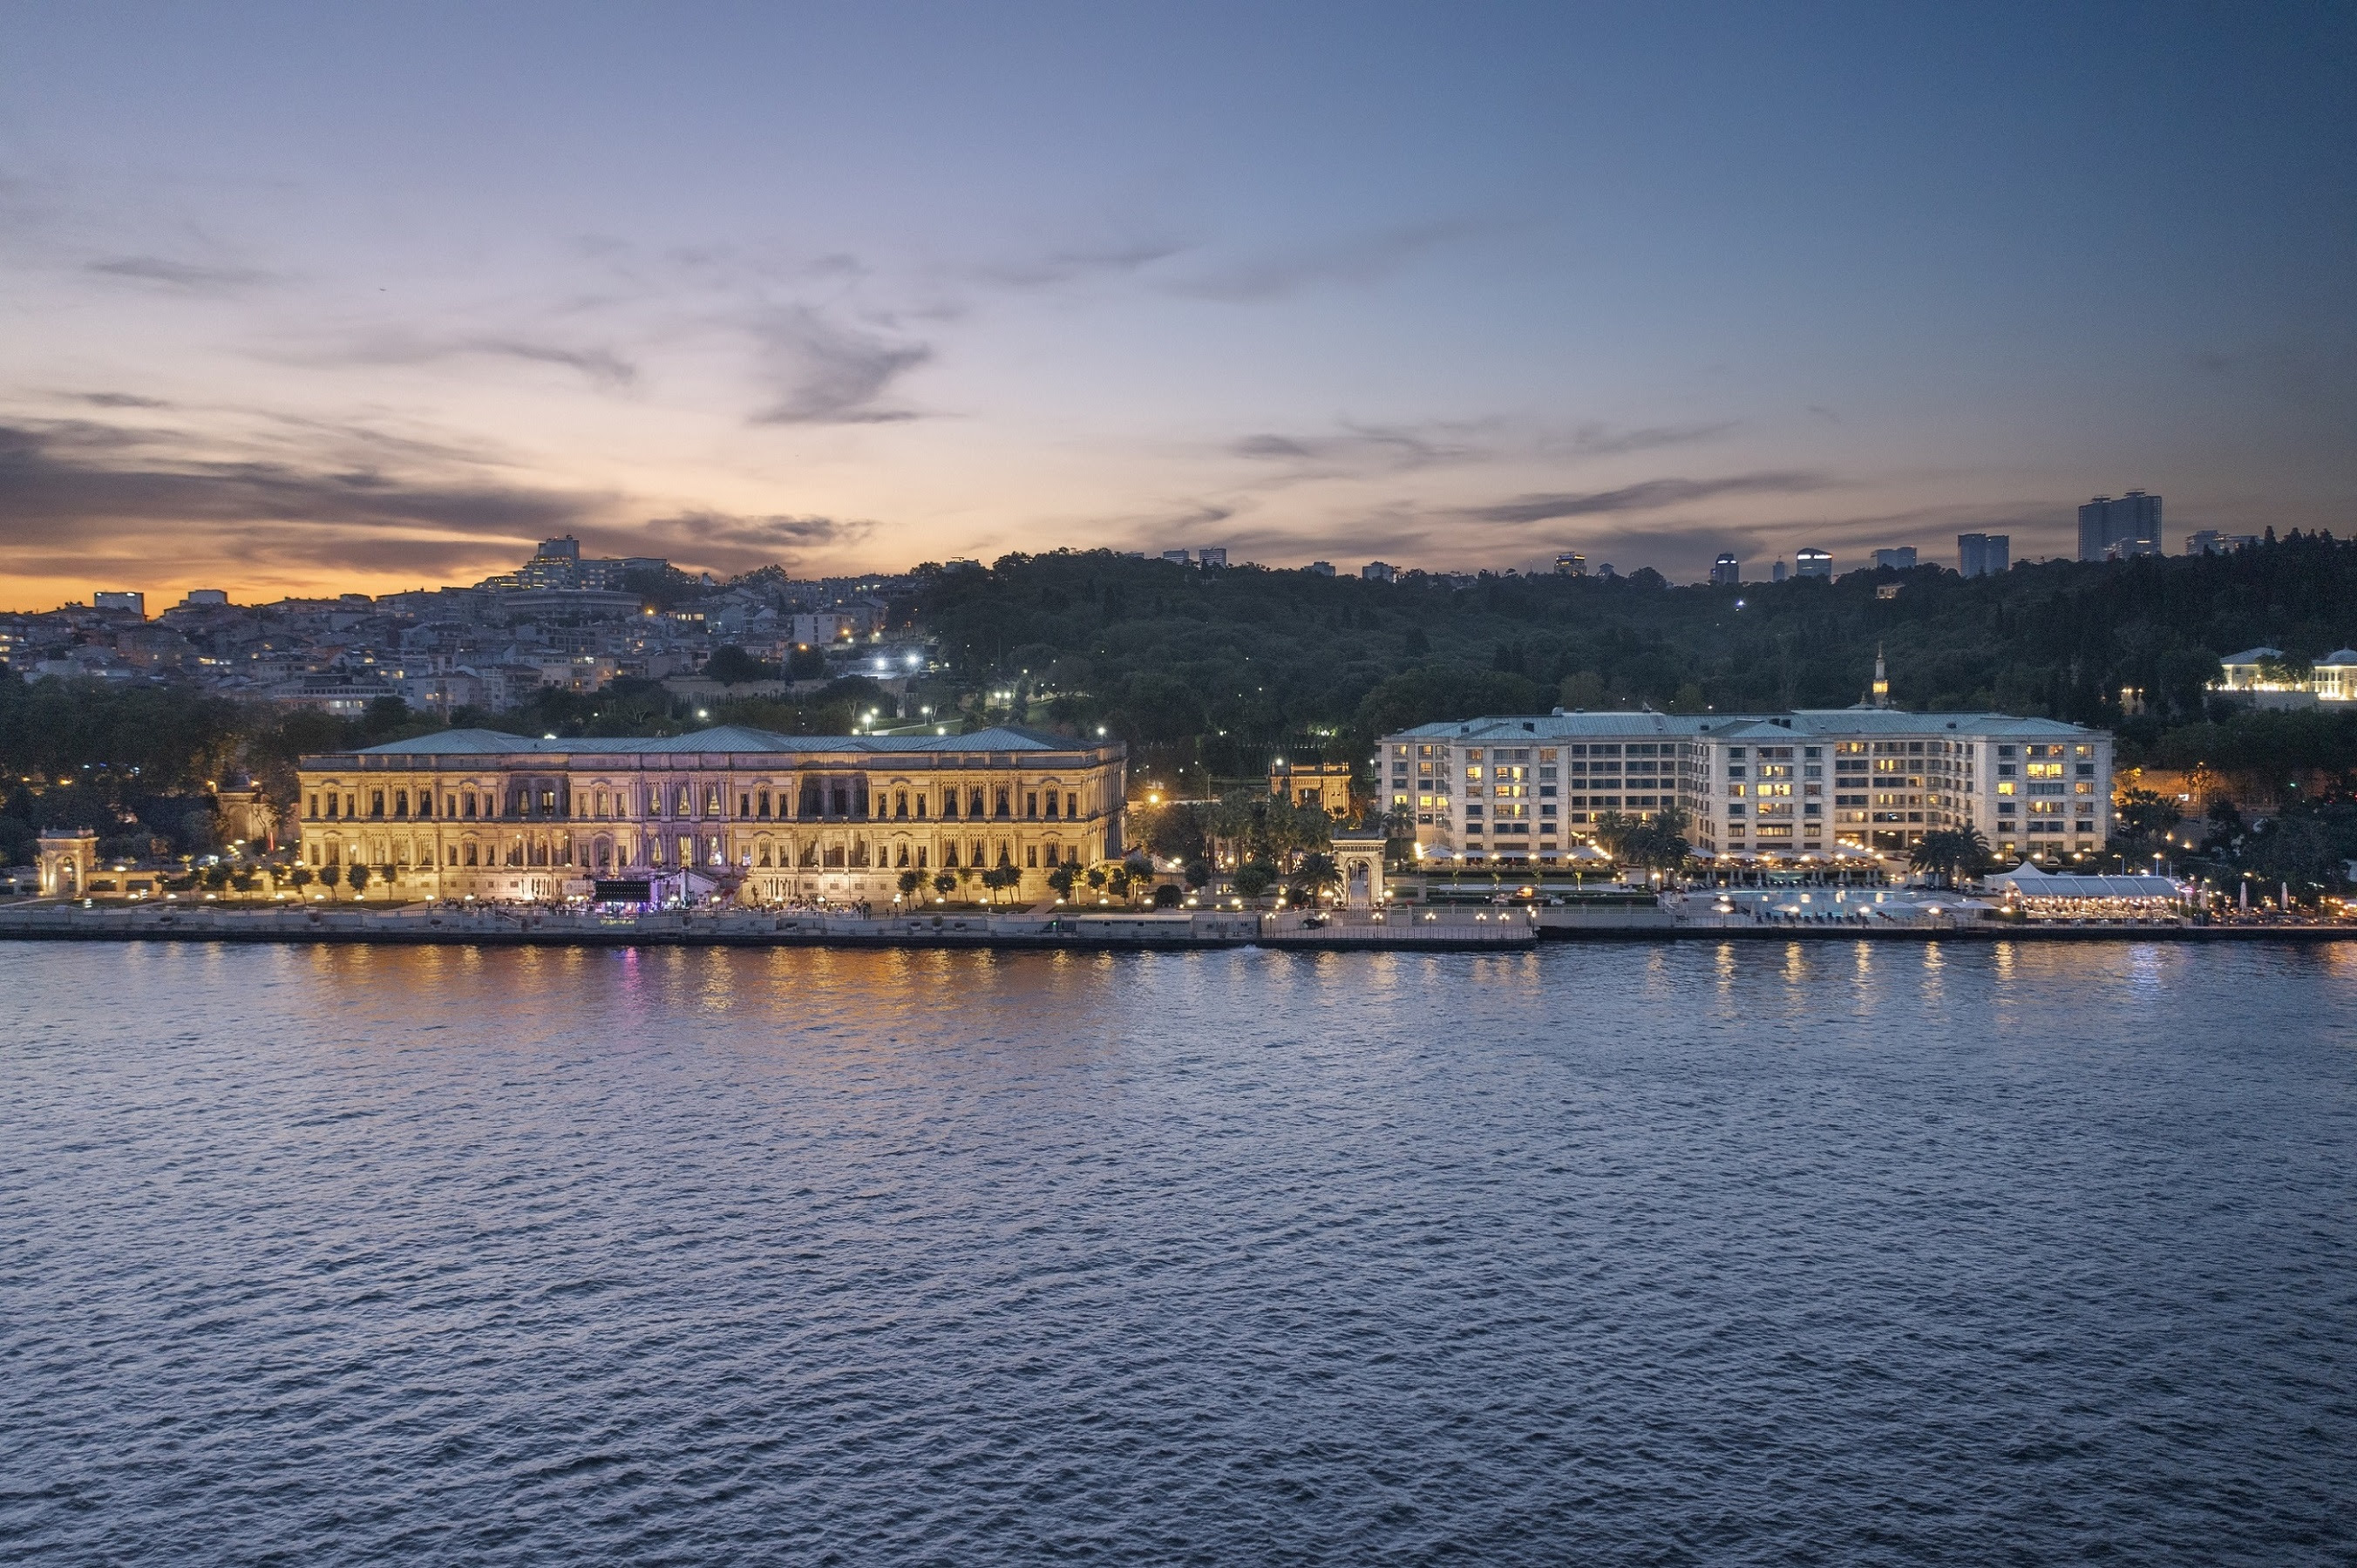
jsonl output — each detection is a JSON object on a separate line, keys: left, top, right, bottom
{"left": 1871, "top": 644, "right": 1891, "bottom": 709}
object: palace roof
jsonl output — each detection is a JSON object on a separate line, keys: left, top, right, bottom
{"left": 347, "top": 724, "right": 1097, "bottom": 758}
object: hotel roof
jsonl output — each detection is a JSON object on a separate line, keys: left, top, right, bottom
{"left": 348, "top": 724, "right": 1099, "bottom": 757}
{"left": 1389, "top": 709, "right": 2101, "bottom": 741}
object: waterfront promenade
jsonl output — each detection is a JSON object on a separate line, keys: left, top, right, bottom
{"left": 2, "top": 900, "right": 2351, "bottom": 948}
{"left": 0, "top": 901, "right": 1534, "bottom": 951}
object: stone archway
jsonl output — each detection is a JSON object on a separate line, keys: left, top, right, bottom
{"left": 38, "top": 829, "right": 96, "bottom": 898}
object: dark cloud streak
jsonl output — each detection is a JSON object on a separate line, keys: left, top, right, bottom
{"left": 87, "top": 255, "right": 273, "bottom": 292}
{"left": 749, "top": 307, "right": 932, "bottom": 424}
{"left": 1466, "top": 472, "right": 1829, "bottom": 526}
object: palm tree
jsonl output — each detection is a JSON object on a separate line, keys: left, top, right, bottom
{"left": 1290, "top": 851, "right": 1342, "bottom": 903}
{"left": 1590, "top": 810, "right": 1634, "bottom": 858}
{"left": 1908, "top": 827, "right": 1988, "bottom": 888}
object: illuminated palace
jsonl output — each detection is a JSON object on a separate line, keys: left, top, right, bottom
{"left": 294, "top": 725, "right": 1127, "bottom": 904}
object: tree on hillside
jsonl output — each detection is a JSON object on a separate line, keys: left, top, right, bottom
{"left": 703, "top": 645, "right": 777, "bottom": 685}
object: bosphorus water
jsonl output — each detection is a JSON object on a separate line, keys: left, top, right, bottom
{"left": 3, "top": 940, "right": 2353, "bottom": 1564}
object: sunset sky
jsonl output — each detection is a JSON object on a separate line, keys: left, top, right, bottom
{"left": 3, "top": 3, "right": 2352, "bottom": 609}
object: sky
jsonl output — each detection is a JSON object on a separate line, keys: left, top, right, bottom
{"left": 2, "top": 2, "right": 2353, "bottom": 608}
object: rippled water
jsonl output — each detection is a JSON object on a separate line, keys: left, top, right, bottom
{"left": 3, "top": 940, "right": 2354, "bottom": 1565}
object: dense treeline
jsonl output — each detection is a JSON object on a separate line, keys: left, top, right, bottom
{"left": 918, "top": 533, "right": 2357, "bottom": 784}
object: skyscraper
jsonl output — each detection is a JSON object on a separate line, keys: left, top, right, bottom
{"left": 1709, "top": 553, "right": 1742, "bottom": 587}
{"left": 2078, "top": 491, "right": 2163, "bottom": 560}
{"left": 1555, "top": 553, "right": 1586, "bottom": 576}
{"left": 1872, "top": 546, "right": 1918, "bottom": 571}
{"left": 1958, "top": 533, "right": 2011, "bottom": 578}
{"left": 1771, "top": 560, "right": 1788, "bottom": 583}
{"left": 1795, "top": 547, "right": 1833, "bottom": 579}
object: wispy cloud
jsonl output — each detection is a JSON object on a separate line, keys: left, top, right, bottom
{"left": 975, "top": 238, "right": 1190, "bottom": 290}
{"left": 1551, "top": 421, "right": 1738, "bottom": 458}
{"left": 1466, "top": 472, "right": 1830, "bottom": 527}
{"left": 87, "top": 255, "right": 273, "bottom": 292}
{"left": 1166, "top": 220, "right": 1489, "bottom": 303}
{"left": 66, "top": 390, "right": 173, "bottom": 410}
{"left": 291, "top": 333, "right": 641, "bottom": 390}
{"left": 749, "top": 307, "right": 932, "bottom": 424}
{"left": 1230, "top": 421, "right": 1486, "bottom": 474}
{"left": 635, "top": 510, "right": 873, "bottom": 574}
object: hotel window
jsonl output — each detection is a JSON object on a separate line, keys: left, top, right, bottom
{"left": 1026, "top": 792, "right": 1039, "bottom": 818}
{"left": 739, "top": 793, "right": 751, "bottom": 818}
{"left": 755, "top": 791, "right": 769, "bottom": 818}
{"left": 915, "top": 794, "right": 927, "bottom": 818}
{"left": 370, "top": 790, "right": 385, "bottom": 818}
{"left": 942, "top": 790, "right": 959, "bottom": 818}
{"left": 676, "top": 786, "right": 693, "bottom": 815}
{"left": 1066, "top": 791, "right": 1079, "bottom": 818}
{"left": 1026, "top": 845, "right": 1038, "bottom": 868}
{"left": 706, "top": 784, "right": 723, "bottom": 815}
{"left": 308, "top": 793, "right": 320, "bottom": 818}
{"left": 970, "top": 788, "right": 987, "bottom": 817}
{"left": 393, "top": 790, "right": 408, "bottom": 818}
{"left": 1044, "top": 791, "right": 1059, "bottom": 818}
{"left": 895, "top": 790, "right": 909, "bottom": 818}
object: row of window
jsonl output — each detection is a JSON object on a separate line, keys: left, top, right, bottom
{"left": 306, "top": 835, "right": 1089, "bottom": 872}
{"left": 309, "top": 784, "right": 1090, "bottom": 823}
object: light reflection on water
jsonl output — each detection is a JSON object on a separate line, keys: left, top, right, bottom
{"left": 3, "top": 938, "right": 2354, "bottom": 1565}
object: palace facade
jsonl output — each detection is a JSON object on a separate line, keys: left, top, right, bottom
{"left": 295, "top": 724, "right": 1126, "bottom": 904}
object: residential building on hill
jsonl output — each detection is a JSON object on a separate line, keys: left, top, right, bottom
{"left": 2078, "top": 492, "right": 2163, "bottom": 561}
{"left": 1958, "top": 533, "right": 2010, "bottom": 578}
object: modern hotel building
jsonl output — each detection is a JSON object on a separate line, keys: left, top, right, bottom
{"left": 1379, "top": 709, "right": 2112, "bottom": 862}
{"left": 295, "top": 724, "right": 1126, "bottom": 904}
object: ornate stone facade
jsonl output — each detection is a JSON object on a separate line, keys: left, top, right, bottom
{"left": 295, "top": 724, "right": 1126, "bottom": 904}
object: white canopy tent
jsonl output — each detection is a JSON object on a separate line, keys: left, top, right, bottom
{"left": 1985, "top": 863, "right": 2184, "bottom": 901}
